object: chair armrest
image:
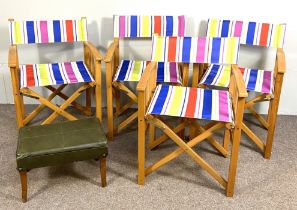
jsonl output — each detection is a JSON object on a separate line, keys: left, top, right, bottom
{"left": 83, "top": 41, "right": 102, "bottom": 61}
{"left": 104, "top": 41, "right": 118, "bottom": 63}
{"left": 231, "top": 64, "right": 248, "bottom": 98}
{"left": 9, "top": 45, "right": 18, "bottom": 68}
{"left": 137, "top": 62, "right": 157, "bottom": 92}
{"left": 276, "top": 48, "right": 286, "bottom": 74}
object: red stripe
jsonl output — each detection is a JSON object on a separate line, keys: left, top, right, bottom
{"left": 154, "top": 16, "right": 161, "bottom": 35}
{"left": 26, "top": 65, "right": 35, "bottom": 87}
{"left": 185, "top": 88, "right": 197, "bottom": 118}
{"left": 66, "top": 20, "right": 74, "bottom": 42}
{"left": 168, "top": 37, "right": 177, "bottom": 62}
{"left": 259, "top": 23, "right": 270, "bottom": 47}
{"left": 239, "top": 67, "right": 245, "bottom": 75}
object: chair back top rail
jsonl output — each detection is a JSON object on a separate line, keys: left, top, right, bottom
{"left": 151, "top": 36, "right": 240, "bottom": 64}
{"left": 9, "top": 17, "right": 88, "bottom": 45}
{"left": 207, "top": 18, "right": 286, "bottom": 48}
{"left": 114, "top": 15, "right": 185, "bottom": 38}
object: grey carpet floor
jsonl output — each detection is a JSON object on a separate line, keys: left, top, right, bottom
{"left": 0, "top": 105, "right": 297, "bottom": 210}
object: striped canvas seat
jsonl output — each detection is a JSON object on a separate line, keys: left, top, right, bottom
{"left": 113, "top": 60, "right": 182, "bottom": 84}
{"left": 200, "top": 65, "right": 274, "bottom": 94}
{"left": 147, "top": 84, "right": 233, "bottom": 123}
{"left": 19, "top": 61, "right": 94, "bottom": 88}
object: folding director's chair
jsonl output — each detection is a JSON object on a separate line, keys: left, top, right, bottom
{"left": 137, "top": 35, "right": 248, "bottom": 197}
{"left": 104, "top": 15, "right": 186, "bottom": 140}
{"left": 8, "top": 17, "right": 102, "bottom": 126}
{"left": 199, "top": 19, "right": 286, "bottom": 159}
{"left": 8, "top": 17, "right": 108, "bottom": 202}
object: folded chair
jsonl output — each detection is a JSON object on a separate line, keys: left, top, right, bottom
{"left": 8, "top": 17, "right": 108, "bottom": 202}
{"left": 199, "top": 19, "right": 286, "bottom": 159}
{"left": 137, "top": 36, "right": 248, "bottom": 197}
{"left": 104, "top": 15, "right": 186, "bottom": 140}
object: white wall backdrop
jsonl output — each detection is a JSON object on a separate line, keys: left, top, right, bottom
{"left": 0, "top": 0, "right": 296, "bottom": 114}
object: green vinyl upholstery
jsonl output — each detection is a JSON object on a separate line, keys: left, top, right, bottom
{"left": 16, "top": 118, "right": 108, "bottom": 171}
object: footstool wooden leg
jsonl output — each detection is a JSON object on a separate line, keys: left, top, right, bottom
{"left": 19, "top": 170, "right": 27, "bottom": 203}
{"left": 100, "top": 158, "right": 107, "bottom": 187}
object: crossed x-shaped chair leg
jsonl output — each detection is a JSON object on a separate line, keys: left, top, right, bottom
{"left": 108, "top": 81, "right": 139, "bottom": 138}
{"left": 138, "top": 115, "right": 242, "bottom": 197}
{"left": 20, "top": 82, "right": 95, "bottom": 125}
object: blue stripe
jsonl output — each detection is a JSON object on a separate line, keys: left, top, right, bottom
{"left": 246, "top": 22, "right": 256, "bottom": 45}
{"left": 76, "top": 61, "right": 92, "bottom": 82}
{"left": 51, "top": 63, "right": 64, "bottom": 84}
{"left": 221, "top": 20, "right": 230, "bottom": 37}
{"left": 166, "top": 16, "right": 173, "bottom": 36}
{"left": 151, "top": 85, "right": 169, "bottom": 114}
{"left": 182, "top": 37, "right": 191, "bottom": 62}
{"left": 210, "top": 38, "right": 221, "bottom": 63}
{"left": 53, "top": 20, "right": 61, "bottom": 42}
{"left": 26, "top": 21, "right": 35, "bottom": 43}
{"left": 156, "top": 62, "right": 165, "bottom": 82}
{"left": 202, "top": 89, "right": 212, "bottom": 120}
{"left": 204, "top": 65, "right": 220, "bottom": 85}
{"left": 247, "top": 69, "right": 258, "bottom": 91}
{"left": 117, "top": 60, "right": 130, "bottom": 81}
{"left": 130, "top": 16, "right": 138, "bottom": 37}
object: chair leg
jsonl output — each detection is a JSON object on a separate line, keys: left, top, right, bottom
{"left": 85, "top": 88, "right": 92, "bottom": 116}
{"left": 264, "top": 99, "right": 278, "bottom": 159}
{"left": 19, "top": 170, "right": 27, "bottom": 203}
{"left": 223, "top": 129, "right": 231, "bottom": 152}
{"left": 226, "top": 128, "right": 241, "bottom": 197}
{"left": 100, "top": 158, "right": 107, "bottom": 187}
{"left": 106, "top": 86, "right": 114, "bottom": 140}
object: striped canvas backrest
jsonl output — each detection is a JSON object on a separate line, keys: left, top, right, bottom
{"left": 113, "top": 15, "right": 185, "bottom": 38}
{"left": 151, "top": 36, "right": 240, "bottom": 64}
{"left": 9, "top": 18, "right": 88, "bottom": 45}
{"left": 207, "top": 18, "right": 286, "bottom": 48}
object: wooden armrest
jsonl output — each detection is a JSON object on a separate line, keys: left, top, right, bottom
{"left": 231, "top": 64, "right": 248, "bottom": 98}
{"left": 8, "top": 45, "right": 17, "bottom": 68}
{"left": 104, "top": 41, "right": 118, "bottom": 63}
{"left": 84, "top": 41, "right": 102, "bottom": 61}
{"left": 277, "top": 48, "right": 286, "bottom": 73}
{"left": 137, "top": 62, "right": 157, "bottom": 92}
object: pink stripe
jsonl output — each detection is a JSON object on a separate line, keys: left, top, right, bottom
{"left": 169, "top": 63, "right": 177, "bottom": 82}
{"left": 64, "top": 62, "right": 78, "bottom": 83}
{"left": 234, "top": 21, "right": 243, "bottom": 37}
{"left": 178, "top": 16, "right": 185, "bottom": 36}
{"left": 219, "top": 91, "right": 229, "bottom": 122}
{"left": 40, "top": 21, "right": 49, "bottom": 43}
{"left": 196, "top": 37, "right": 206, "bottom": 63}
{"left": 119, "top": 16, "right": 126, "bottom": 38}
{"left": 262, "top": 71, "right": 272, "bottom": 93}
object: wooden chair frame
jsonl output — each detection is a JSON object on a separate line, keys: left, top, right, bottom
{"left": 222, "top": 48, "right": 286, "bottom": 159}
{"left": 105, "top": 38, "right": 186, "bottom": 140}
{"left": 137, "top": 62, "right": 248, "bottom": 197}
{"left": 8, "top": 18, "right": 102, "bottom": 128}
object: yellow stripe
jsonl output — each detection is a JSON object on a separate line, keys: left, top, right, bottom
{"left": 142, "top": 16, "right": 150, "bottom": 37}
{"left": 208, "top": 19, "right": 218, "bottom": 37}
{"left": 273, "top": 24, "right": 282, "bottom": 48}
{"left": 14, "top": 21, "right": 22, "bottom": 44}
{"left": 38, "top": 64, "right": 50, "bottom": 86}
{"left": 77, "top": 20, "right": 82, "bottom": 41}
{"left": 167, "top": 86, "right": 184, "bottom": 116}
{"left": 153, "top": 37, "right": 164, "bottom": 61}
{"left": 130, "top": 61, "right": 142, "bottom": 81}
{"left": 217, "top": 66, "right": 231, "bottom": 87}
{"left": 226, "top": 38, "right": 236, "bottom": 64}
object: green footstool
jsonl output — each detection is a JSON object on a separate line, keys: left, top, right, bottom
{"left": 17, "top": 118, "right": 108, "bottom": 202}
